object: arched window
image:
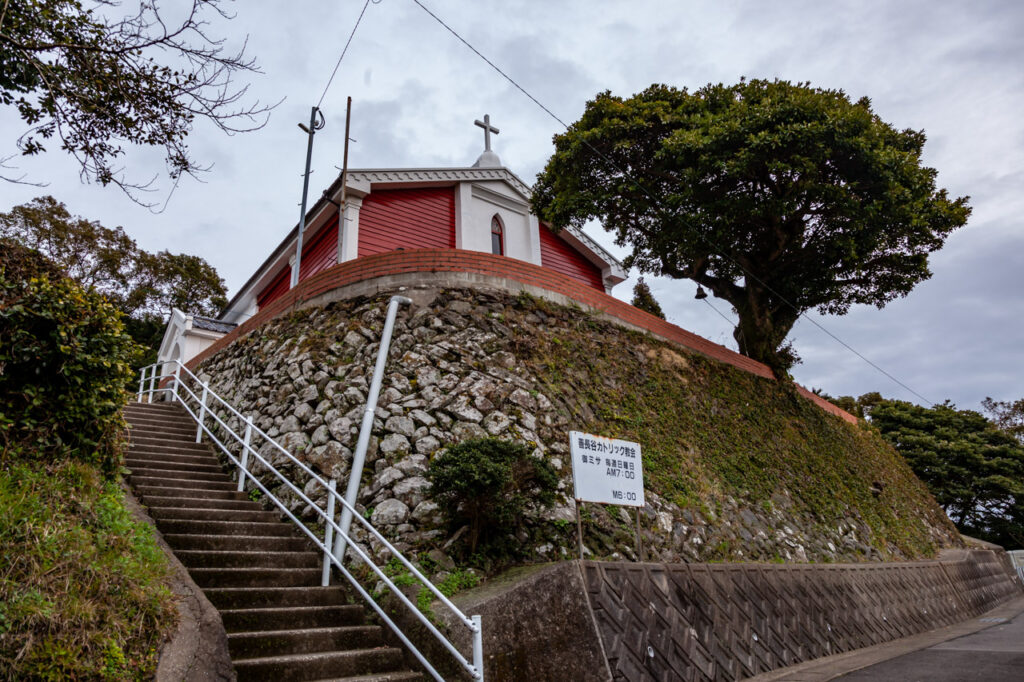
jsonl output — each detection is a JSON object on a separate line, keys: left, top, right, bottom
{"left": 490, "top": 215, "right": 504, "bottom": 256}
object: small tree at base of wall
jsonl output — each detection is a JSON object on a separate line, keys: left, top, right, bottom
{"left": 427, "top": 438, "right": 559, "bottom": 561}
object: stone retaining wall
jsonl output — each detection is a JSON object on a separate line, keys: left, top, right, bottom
{"left": 192, "top": 249, "right": 853, "bottom": 423}
{"left": 190, "top": 286, "right": 955, "bottom": 568}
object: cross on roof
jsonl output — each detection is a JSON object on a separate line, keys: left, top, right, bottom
{"left": 474, "top": 114, "right": 500, "bottom": 152}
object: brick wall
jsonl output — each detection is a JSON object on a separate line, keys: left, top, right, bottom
{"left": 192, "top": 249, "right": 855, "bottom": 423}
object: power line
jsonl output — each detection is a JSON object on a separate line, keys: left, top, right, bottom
{"left": 317, "top": 0, "right": 375, "bottom": 109}
{"left": 410, "top": 0, "right": 935, "bottom": 406}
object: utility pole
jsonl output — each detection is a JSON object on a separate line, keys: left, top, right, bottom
{"left": 292, "top": 106, "right": 325, "bottom": 288}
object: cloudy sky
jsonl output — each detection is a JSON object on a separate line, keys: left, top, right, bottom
{"left": 2, "top": 0, "right": 1022, "bottom": 411}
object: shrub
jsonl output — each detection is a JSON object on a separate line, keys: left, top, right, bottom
{"left": 427, "top": 438, "right": 559, "bottom": 557}
{"left": 0, "top": 240, "right": 139, "bottom": 478}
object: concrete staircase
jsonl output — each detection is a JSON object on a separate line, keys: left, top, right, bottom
{"left": 124, "top": 401, "right": 424, "bottom": 682}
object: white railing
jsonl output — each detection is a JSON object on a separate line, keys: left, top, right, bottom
{"left": 135, "top": 359, "right": 483, "bottom": 681}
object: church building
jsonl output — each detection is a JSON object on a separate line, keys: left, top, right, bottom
{"left": 158, "top": 115, "right": 626, "bottom": 367}
{"left": 223, "top": 114, "right": 625, "bottom": 324}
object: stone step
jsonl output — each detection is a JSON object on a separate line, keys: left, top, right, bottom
{"left": 142, "top": 495, "right": 260, "bottom": 511}
{"left": 176, "top": 550, "right": 320, "bottom": 569}
{"left": 129, "top": 466, "right": 233, "bottom": 483}
{"left": 130, "top": 470, "right": 235, "bottom": 487}
{"left": 126, "top": 459, "right": 224, "bottom": 474}
{"left": 165, "top": 534, "right": 310, "bottom": 553}
{"left": 129, "top": 426, "right": 197, "bottom": 441}
{"left": 126, "top": 417, "right": 196, "bottom": 432}
{"left": 231, "top": 647, "right": 406, "bottom": 681}
{"left": 310, "top": 674, "right": 424, "bottom": 682}
{"left": 125, "top": 404, "right": 192, "bottom": 419}
{"left": 126, "top": 451, "right": 218, "bottom": 467}
{"left": 137, "top": 485, "right": 249, "bottom": 501}
{"left": 190, "top": 567, "right": 322, "bottom": 589}
{"left": 220, "top": 605, "right": 365, "bottom": 633}
{"left": 129, "top": 436, "right": 211, "bottom": 453}
{"left": 156, "top": 519, "right": 298, "bottom": 537}
{"left": 136, "top": 479, "right": 239, "bottom": 497}
{"left": 228, "top": 625, "right": 384, "bottom": 659}
{"left": 147, "top": 506, "right": 278, "bottom": 523}
{"left": 129, "top": 446, "right": 218, "bottom": 461}
{"left": 125, "top": 411, "right": 195, "bottom": 428}
{"left": 205, "top": 586, "right": 350, "bottom": 610}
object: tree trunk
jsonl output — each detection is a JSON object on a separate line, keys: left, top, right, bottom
{"left": 729, "top": 285, "right": 799, "bottom": 376}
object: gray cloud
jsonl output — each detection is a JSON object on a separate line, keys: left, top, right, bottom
{"left": 2, "top": 0, "right": 1022, "bottom": 412}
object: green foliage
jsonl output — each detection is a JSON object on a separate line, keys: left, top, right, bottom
{"left": 1, "top": 197, "right": 228, "bottom": 366}
{"left": 0, "top": 196, "right": 228, "bottom": 319}
{"left": 630, "top": 277, "right": 665, "bottom": 319}
{"left": 983, "top": 396, "right": 1024, "bottom": 444}
{"left": 818, "top": 391, "right": 883, "bottom": 420}
{"left": 416, "top": 569, "right": 480, "bottom": 615}
{"left": 871, "top": 398, "right": 1024, "bottom": 548}
{"left": 0, "top": 459, "right": 176, "bottom": 679}
{"left": 0, "top": 241, "right": 138, "bottom": 477}
{"left": 427, "top": 438, "right": 559, "bottom": 557}
{"left": 516, "top": 306, "right": 953, "bottom": 559}
{"left": 533, "top": 79, "right": 970, "bottom": 374}
{"left": 1, "top": 0, "right": 268, "bottom": 195}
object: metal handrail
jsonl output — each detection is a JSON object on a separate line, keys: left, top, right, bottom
{"left": 135, "top": 360, "right": 483, "bottom": 681}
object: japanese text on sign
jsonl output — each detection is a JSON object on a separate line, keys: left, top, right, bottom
{"left": 569, "top": 431, "right": 645, "bottom": 507}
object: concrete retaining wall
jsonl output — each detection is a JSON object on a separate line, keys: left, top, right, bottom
{"left": 433, "top": 551, "right": 1022, "bottom": 681}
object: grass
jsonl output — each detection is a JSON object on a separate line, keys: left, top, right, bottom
{"left": 0, "top": 459, "right": 176, "bottom": 680}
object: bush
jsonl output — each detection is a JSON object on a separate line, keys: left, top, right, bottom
{"left": 0, "top": 240, "right": 139, "bottom": 478}
{"left": 427, "top": 438, "right": 559, "bottom": 557}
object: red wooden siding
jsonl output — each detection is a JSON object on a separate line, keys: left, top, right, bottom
{"left": 539, "top": 224, "right": 604, "bottom": 291}
{"left": 257, "top": 216, "right": 339, "bottom": 310}
{"left": 256, "top": 265, "right": 289, "bottom": 309}
{"left": 298, "top": 216, "right": 339, "bottom": 282}
{"left": 358, "top": 188, "right": 455, "bottom": 257}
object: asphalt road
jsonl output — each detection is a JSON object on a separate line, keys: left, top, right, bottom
{"left": 836, "top": 612, "right": 1024, "bottom": 681}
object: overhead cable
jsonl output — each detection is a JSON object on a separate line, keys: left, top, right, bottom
{"left": 317, "top": 0, "right": 376, "bottom": 109}
{"left": 410, "top": 0, "right": 934, "bottom": 406}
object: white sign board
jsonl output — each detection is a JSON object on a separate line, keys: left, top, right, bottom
{"left": 569, "top": 431, "right": 645, "bottom": 507}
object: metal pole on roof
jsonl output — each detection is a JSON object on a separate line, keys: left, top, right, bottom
{"left": 337, "top": 96, "right": 352, "bottom": 264}
{"left": 291, "top": 106, "right": 325, "bottom": 289}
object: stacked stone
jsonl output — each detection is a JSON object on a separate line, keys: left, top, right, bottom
{"left": 195, "top": 287, "right": 949, "bottom": 568}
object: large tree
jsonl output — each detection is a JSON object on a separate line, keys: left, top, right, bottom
{"left": 533, "top": 80, "right": 970, "bottom": 374}
{"left": 982, "top": 397, "right": 1024, "bottom": 444}
{"left": 0, "top": 195, "right": 226, "bottom": 318}
{"left": 0, "top": 0, "right": 270, "bottom": 198}
{"left": 0, "top": 195, "right": 226, "bottom": 363}
{"left": 871, "top": 398, "right": 1024, "bottom": 548}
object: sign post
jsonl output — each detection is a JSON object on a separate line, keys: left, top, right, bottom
{"left": 569, "top": 431, "right": 645, "bottom": 561}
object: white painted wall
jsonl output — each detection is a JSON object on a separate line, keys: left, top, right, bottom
{"left": 157, "top": 308, "right": 229, "bottom": 374}
{"left": 461, "top": 181, "right": 536, "bottom": 264}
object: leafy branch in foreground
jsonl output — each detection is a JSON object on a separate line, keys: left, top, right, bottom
{"left": 0, "top": 0, "right": 275, "bottom": 201}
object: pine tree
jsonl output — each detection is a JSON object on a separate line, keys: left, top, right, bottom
{"left": 631, "top": 277, "right": 665, "bottom": 319}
